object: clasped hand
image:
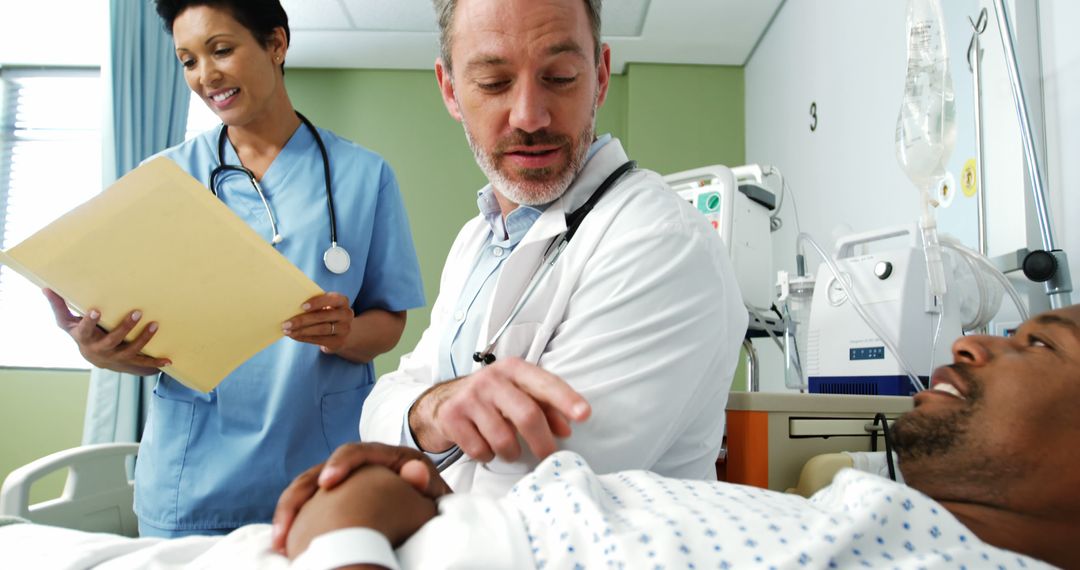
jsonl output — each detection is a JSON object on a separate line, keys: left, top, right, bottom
{"left": 271, "top": 443, "right": 451, "bottom": 557}
{"left": 272, "top": 360, "right": 592, "bottom": 556}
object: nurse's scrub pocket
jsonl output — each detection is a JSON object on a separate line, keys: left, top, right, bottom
{"left": 135, "top": 383, "right": 196, "bottom": 525}
{"left": 320, "top": 384, "right": 373, "bottom": 451}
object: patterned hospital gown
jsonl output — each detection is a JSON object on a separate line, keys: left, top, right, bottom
{"left": 0, "top": 452, "right": 1054, "bottom": 569}
{"left": 504, "top": 451, "right": 1050, "bottom": 570}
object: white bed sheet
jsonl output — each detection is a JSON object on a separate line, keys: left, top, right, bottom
{"left": 0, "top": 451, "right": 1056, "bottom": 570}
{"left": 0, "top": 523, "right": 286, "bottom": 569}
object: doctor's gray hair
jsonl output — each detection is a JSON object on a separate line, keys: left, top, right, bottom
{"left": 432, "top": 0, "right": 603, "bottom": 71}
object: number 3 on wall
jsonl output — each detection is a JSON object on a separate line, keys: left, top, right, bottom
{"left": 809, "top": 102, "right": 818, "bottom": 132}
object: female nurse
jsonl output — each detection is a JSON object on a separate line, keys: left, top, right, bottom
{"left": 43, "top": 0, "right": 425, "bottom": 537}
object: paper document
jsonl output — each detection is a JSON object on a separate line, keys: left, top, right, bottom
{"left": 0, "top": 157, "right": 323, "bottom": 392}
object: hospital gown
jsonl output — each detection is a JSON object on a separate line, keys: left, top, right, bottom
{"left": 0, "top": 452, "right": 1053, "bottom": 569}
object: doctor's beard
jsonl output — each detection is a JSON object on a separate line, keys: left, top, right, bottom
{"left": 462, "top": 106, "right": 597, "bottom": 207}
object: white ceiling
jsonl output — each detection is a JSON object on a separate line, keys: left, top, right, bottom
{"left": 278, "top": 0, "right": 783, "bottom": 72}
{"left": 0, "top": 0, "right": 783, "bottom": 71}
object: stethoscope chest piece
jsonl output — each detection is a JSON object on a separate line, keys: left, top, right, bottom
{"left": 214, "top": 112, "right": 352, "bottom": 275}
{"left": 324, "top": 243, "right": 351, "bottom": 274}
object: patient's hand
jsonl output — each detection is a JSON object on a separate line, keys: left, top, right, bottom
{"left": 285, "top": 464, "right": 439, "bottom": 561}
{"left": 273, "top": 442, "right": 450, "bottom": 555}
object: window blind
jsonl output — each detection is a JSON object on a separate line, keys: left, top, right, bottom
{"left": 0, "top": 69, "right": 101, "bottom": 368}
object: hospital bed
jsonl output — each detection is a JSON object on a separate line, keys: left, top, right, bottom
{"left": 1, "top": 440, "right": 874, "bottom": 533}
{"left": 0, "top": 442, "right": 139, "bottom": 537}
{"left": 0, "top": 444, "right": 991, "bottom": 569}
{"left": 2, "top": 393, "right": 913, "bottom": 534}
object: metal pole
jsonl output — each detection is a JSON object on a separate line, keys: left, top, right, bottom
{"left": 742, "top": 339, "right": 759, "bottom": 392}
{"left": 968, "top": 10, "right": 989, "bottom": 256}
{"left": 992, "top": 0, "right": 1073, "bottom": 308}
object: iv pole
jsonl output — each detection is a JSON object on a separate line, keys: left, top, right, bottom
{"left": 992, "top": 0, "right": 1072, "bottom": 309}
{"left": 967, "top": 10, "right": 989, "bottom": 257}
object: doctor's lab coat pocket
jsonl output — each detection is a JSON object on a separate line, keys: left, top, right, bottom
{"left": 490, "top": 322, "right": 542, "bottom": 363}
{"left": 320, "top": 384, "right": 373, "bottom": 452}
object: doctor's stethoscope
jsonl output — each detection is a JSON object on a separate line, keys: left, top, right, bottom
{"left": 210, "top": 111, "right": 352, "bottom": 274}
{"left": 471, "top": 159, "right": 637, "bottom": 367}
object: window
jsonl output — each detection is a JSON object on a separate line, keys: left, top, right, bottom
{"left": 0, "top": 68, "right": 217, "bottom": 369}
{"left": 0, "top": 68, "right": 103, "bottom": 369}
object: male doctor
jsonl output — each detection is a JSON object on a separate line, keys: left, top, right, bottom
{"left": 358, "top": 0, "right": 747, "bottom": 495}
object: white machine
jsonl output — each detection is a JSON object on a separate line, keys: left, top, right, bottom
{"left": 663, "top": 165, "right": 776, "bottom": 311}
{"left": 804, "top": 225, "right": 962, "bottom": 396}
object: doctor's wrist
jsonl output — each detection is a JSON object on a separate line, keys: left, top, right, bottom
{"left": 408, "top": 383, "right": 456, "bottom": 453}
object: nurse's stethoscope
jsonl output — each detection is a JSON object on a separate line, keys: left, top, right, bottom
{"left": 210, "top": 111, "right": 351, "bottom": 274}
{"left": 472, "top": 159, "right": 637, "bottom": 366}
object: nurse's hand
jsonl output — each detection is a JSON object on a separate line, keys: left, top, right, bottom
{"left": 409, "top": 357, "right": 591, "bottom": 463}
{"left": 43, "top": 288, "right": 170, "bottom": 376}
{"left": 281, "top": 292, "right": 354, "bottom": 353}
{"left": 271, "top": 442, "right": 450, "bottom": 555}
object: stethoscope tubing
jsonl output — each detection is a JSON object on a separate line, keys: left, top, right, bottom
{"left": 210, "top": 111, "right": 349, "bottom": 273}
{"left": 472, "top": 160, "right": 637, "bottom": 365}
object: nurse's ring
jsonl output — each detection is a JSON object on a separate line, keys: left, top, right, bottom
{"left": 330, "top": 322, "right": 336, "bottom": 335}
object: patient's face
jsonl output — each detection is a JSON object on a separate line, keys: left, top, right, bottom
{"left": 894, "top": 305, "right": 1080, "bottom": 504}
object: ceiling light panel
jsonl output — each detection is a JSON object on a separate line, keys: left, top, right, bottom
{"left": 339, "top": 0, "right": 439, "bottom": 32}
{"left": 603, "top": 0, "right": 650, "bottom": 37}
{"left": 286, "top": 0, "right": 648, "bottom": 35}
{"left": 282, "top": 0, "right": 355, "bottom": 30}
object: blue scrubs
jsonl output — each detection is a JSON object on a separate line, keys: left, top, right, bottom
{"left": 134, "top": 124, "right": 425, "bottom": 535}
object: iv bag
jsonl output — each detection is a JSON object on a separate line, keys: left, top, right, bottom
{"left": 895, "top": 0, "right": 956, "bottom": 193}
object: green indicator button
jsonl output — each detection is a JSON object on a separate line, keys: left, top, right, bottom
{"left": 697, "top": 191, "right": 721, "bottom": 214}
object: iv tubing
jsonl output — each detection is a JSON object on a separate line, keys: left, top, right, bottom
{"left": 940, "top": 239, "right": 1029, "bottom": 321}
{"left": 798, "top": 232, "right": 928, "bottom": 393}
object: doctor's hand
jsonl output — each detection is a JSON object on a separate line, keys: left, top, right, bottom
{"left": 271, "top": 442, "right": 450, "bottom": 555}
{"left": 281, "top": 292, "right": 354, "bottom": 353}
{"left": 43, "top": 288, "right": 170, "bottom": 376}
{"left": 409, "top": 357, "right": 592, "bottom": 463}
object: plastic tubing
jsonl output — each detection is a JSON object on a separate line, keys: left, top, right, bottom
{"left": 798, "top": 232, "right": 928, "bottom": 392}
{"left": 940, "top": 239, "right": 1029, "bottom": 321}
{"left": 747, "top": 304, "right": 785, "bottom": 354}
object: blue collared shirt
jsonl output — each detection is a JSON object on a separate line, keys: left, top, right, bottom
{"left": 439, "top": 133, "right": 613, "bottom": 380}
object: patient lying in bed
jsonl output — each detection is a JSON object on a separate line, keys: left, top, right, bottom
{"left": 2, "top": 305, "right": 1078, "bottom": 569}
{"left": 0, "top": 449, "right": 1049, "bottom": 569}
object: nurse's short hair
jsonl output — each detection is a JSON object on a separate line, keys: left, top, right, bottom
{"left": 432, "top": 0, "right": 603, "bottom": 72}
{"left": 154, "top": 0, "right": 291, "bottom": 51}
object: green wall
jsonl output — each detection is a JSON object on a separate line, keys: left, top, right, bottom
{"left": 625, "top": 63, "right": 745, "bottom": 174}
{"left": 285, "top": 68, "right": 485, "bottom": 377}
{"left": 284, "top": 63, "right": 743, "bottom": 376}
{"left": 283, "top": 69, "right": 640, "bottom": 377}
{"left": 1, "top": 63, "right": 746, "bottom": 498}
{"left": 0, "top": 369, "right": 90, "bottom": 503}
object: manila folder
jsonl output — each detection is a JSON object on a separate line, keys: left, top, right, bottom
{"left": 0, "top": 157, "right": 324, "bottom": 393}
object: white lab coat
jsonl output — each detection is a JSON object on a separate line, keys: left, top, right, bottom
{"left": 361, "top": 139, "right": 748, "bottom": 494}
